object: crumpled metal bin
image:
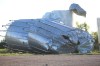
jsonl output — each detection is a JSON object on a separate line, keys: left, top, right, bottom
{"left": 5, "top": 19, "right": 94, "bottom": 54}
{"left": 5, "top": 3, "right": 94, "bottom": 54}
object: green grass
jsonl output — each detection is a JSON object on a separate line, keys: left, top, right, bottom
{"left": 0, "top": 49, "right": 33, "bottom": 56}
{"left": 91, "top": 50, "right": 100, "bottom": 55}
{"left": 0, "top": 48, "right": 100, "bottom": 56}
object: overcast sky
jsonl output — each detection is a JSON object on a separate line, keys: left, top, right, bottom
{"left": 0, "top": 0, "right": 100, "bottom": 40}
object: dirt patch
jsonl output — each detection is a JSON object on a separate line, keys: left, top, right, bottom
{"left": 0, "top": 55, "right": 100, "bottom": 66}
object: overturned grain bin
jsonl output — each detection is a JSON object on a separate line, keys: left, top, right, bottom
{"left": 5, "top": 3, "right": 94, "bottom": 54}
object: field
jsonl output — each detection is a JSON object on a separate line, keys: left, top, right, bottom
{"left": 0, "top": 49, "right": 100, "bottom": 66}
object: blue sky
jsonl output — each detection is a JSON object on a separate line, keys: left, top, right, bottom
{"left": 0, "top": 0, "right": 100, "bottom": 40}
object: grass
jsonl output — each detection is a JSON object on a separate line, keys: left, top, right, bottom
{"left": 0, "top": 48, "right": 100, "bottom": 56}
{"left": 0, "top": 48, "right": 33, "bottom": 56}
{"left": 90, "top": 50, "right": 100, "bottom": 55}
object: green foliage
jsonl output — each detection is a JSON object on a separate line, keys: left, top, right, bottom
{"left": 91, "top": 32, "right": 98, "bottom": 44}
{"left": 76, "top": 22, "right": 89, "bottom": 32}
{"left": 0, "top": 39, "right": 6, "bottom": 48}
{"left": 91, "top": 50, "right": 100, "bottom": 55}
{"left": 0, "top": 49, "right": 33, "bottom": 56}
{"left": 91, "top": 32, "right": 99, "bottom": 50}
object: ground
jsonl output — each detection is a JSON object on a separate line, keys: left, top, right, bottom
{"left": 0, "top": 54, "right": 100, "bottom": 66}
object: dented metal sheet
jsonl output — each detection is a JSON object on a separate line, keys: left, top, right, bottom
{"left": 69, "top": 3, "right": 86, "bottom": 17}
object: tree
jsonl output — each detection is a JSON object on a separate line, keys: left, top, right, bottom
{"left": 0, "top": 39, "right": 6, "bottom": 48}
{"left": 91, "top": 32, "right": 98, "bottom": 43}
{"left": 91, "top": 32, "right": 99, "bottom": 50}
{"left": 76, "top": 22, "right": 89, "bottom": 32}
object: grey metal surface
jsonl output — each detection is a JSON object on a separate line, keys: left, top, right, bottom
{"left": 42, "top": 3, "right": 86, "bottom": 28}
{"left": 28, "top": 19, "right": 78, "bottom": 53}
{"left": 5, "top": 19, "right": 32, "bottom": 51}
{"left": 42, "top": 10, "right": 73, "bottom": 27}
{"left": 69, "top": 3, "right": 86, "bottom": 17}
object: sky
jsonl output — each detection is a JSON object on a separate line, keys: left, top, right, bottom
{"left": 0, "top": 0, "right": 100, "bottom": 40}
